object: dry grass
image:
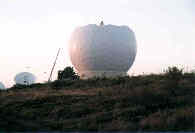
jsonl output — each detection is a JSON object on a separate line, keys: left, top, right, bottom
{"left": 0, "top": 70, "right": 194, "bottom": 131}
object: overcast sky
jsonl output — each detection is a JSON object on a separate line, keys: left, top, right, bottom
{"left": 0, "top": 0, "right": 194, "bottom": 87}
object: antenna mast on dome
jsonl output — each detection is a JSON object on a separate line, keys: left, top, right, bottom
{"left": 48, "top": 48, "right": 61, "bottom": 82}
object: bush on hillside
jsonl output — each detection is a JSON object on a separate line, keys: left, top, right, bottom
{"left": 164, "top": 66, "right": 183, "bottom": 81}
{"left": 57, "top": 67, "right": 80, "bottom": 80}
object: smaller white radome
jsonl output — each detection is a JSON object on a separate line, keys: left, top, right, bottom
{"left": 14, "top": 72, "right": 36, "bottom": 85}
{"left": 0, "top": 82, "right": 5, "bottom": 90}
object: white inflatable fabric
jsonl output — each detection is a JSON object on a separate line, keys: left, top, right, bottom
{"left": 0, "top": 82, "right": 5, "bottom": 90}
{"left": 14, "top": 72, "right": 36, "bottom": 85}
{"left": 69, "top": 24, "right": 137, "bottom": 78}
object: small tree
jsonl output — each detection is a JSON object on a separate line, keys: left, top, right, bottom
{"left": 57, "top": 67, "right": 79, "bottom": 80}
{"left": 164, "top": 66, "right": 184, "bottom": 96}
{"left": 165, "top": 66, "right": 183, "bottom": 81}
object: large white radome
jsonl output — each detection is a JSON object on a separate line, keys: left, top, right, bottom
{"left": 14, "top": 72, "right": 36, "bottom": 85}
{"left": 69, "top": 23, "right": 137, "bottom": 78}
{"left": 0, "top": 82, "right": 5, "bottom": 90}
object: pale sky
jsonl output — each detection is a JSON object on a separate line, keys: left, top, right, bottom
{"left": 0, "top": 0, "right": 194, "bottom": 87}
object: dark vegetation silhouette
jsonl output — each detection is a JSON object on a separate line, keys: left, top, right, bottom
{"left": 57, "top": 66, "right": 80, "bottom": 80}
{"left": 0, "top": 66, "right": 194, "bottom": 131}
{"left": 51, "top": 67, "right": 80, "bottom": 89}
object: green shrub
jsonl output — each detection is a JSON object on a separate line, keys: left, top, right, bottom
{"left": 163, "top": 66, "right": 185, "bottom": 96}
{"left": 165, "top": 66, "right": 183, "bottom": 81}
{"left": 58, "top": 67, "right": 79, "bottom": 80}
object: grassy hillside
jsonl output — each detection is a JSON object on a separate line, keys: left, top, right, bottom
{"left": 0, "top": 68, "right": 195, "bottom": 131}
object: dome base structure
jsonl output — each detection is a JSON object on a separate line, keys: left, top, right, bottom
{"left": 79, "top": 71, "right": 127, "bottom": 79}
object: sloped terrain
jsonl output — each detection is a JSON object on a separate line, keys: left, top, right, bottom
{"left": 0, "top": 72, "right": 195, "bottom": 131}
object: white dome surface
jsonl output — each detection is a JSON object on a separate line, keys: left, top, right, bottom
{"left": 69, "top": 24, "right": 137, "bottom": 78}
{"left": 14, "top": 72, "right": 36, "bottom": 85}
{"left": 0, "top": 82, "right": 5, "bottom": 90}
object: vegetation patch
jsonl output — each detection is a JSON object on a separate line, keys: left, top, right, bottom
{"left": 0, "top": 67, "right": 194, "bottom": 131}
